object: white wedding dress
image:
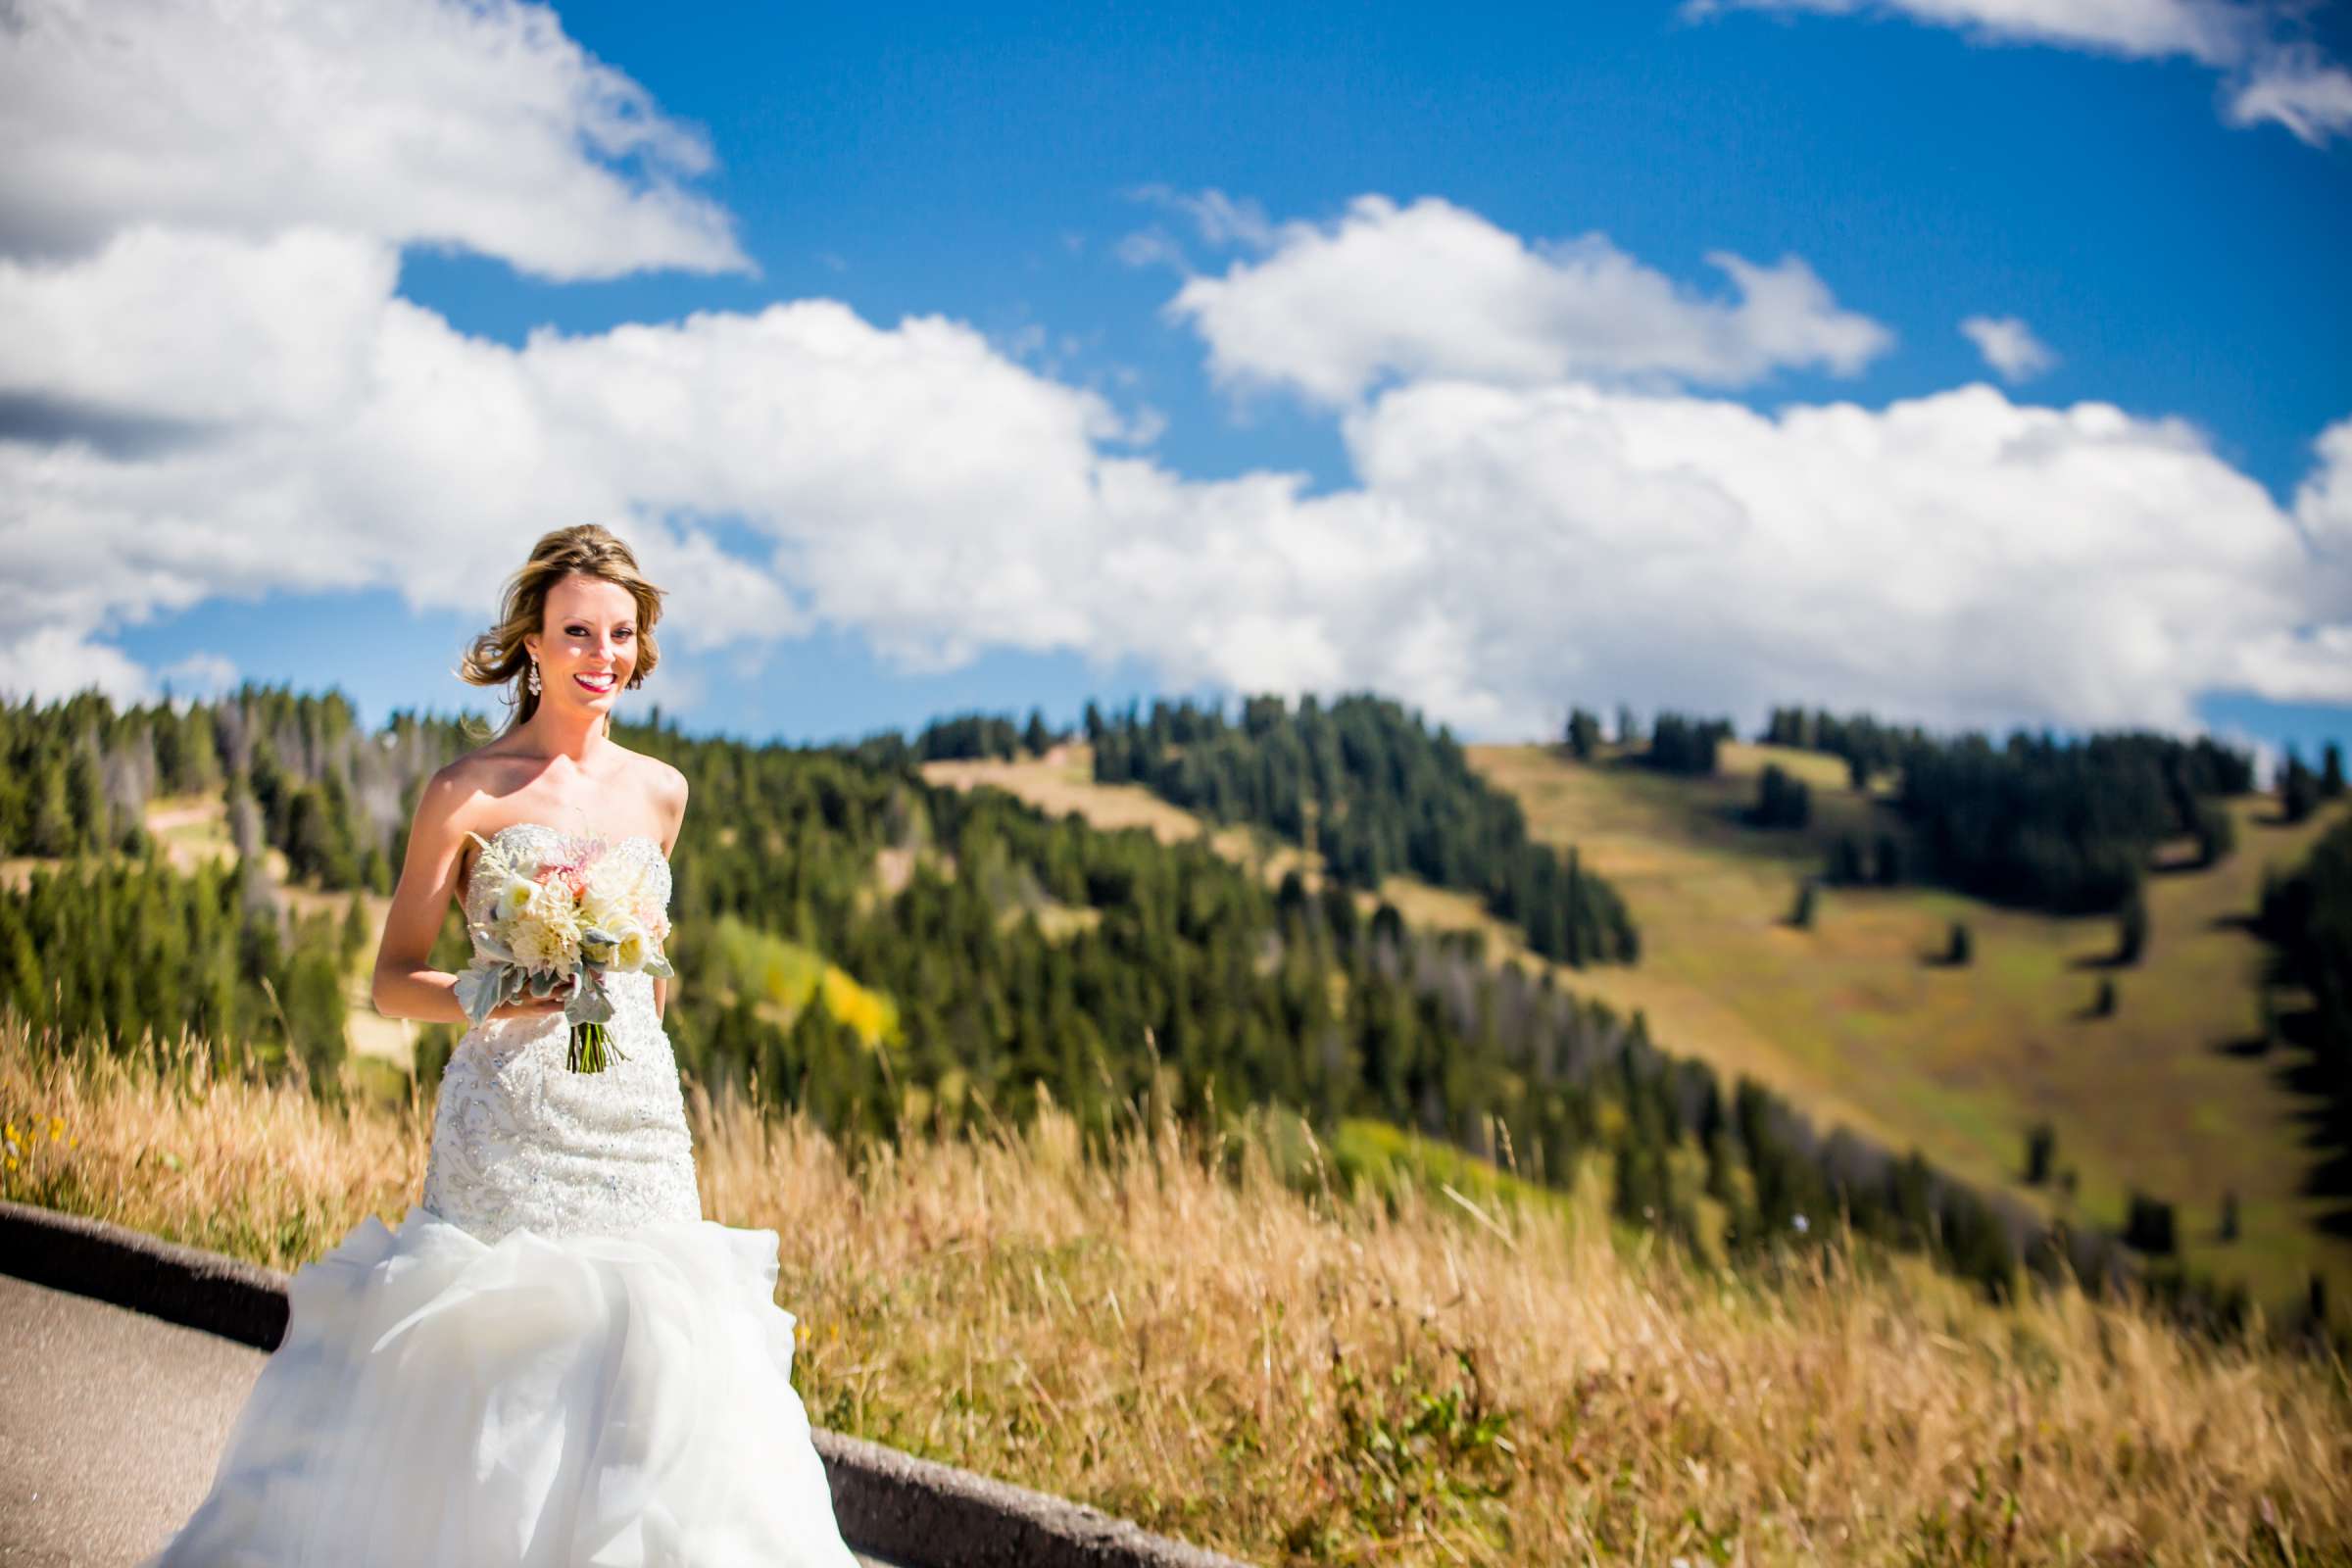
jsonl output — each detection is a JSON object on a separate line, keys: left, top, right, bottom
{"left": 141, "top": 823, "right": 860, "bottom": 1567}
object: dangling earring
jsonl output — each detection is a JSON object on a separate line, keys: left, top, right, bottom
{"left": 526, "top": 660, "right": 542, "bottom": 696}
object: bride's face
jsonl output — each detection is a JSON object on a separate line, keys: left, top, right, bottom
{"left": 527, "top": 573, "right": 639, "bottom": 715}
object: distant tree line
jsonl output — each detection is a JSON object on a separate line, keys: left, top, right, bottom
{"left": 1562, "top": 706, "right": 1734, "bottom": 776}
{"left": 839, "top": 709, "right": 1069, "bottom": 769}
{"left": 1641, "top": 712, "right": 1736, "bottom": 776}
{"left": 1762, "top": 703, "right": 2258, "bottom": 914}
{"left": 1763, "top": 707, "right": 1933, "bottom": 790}
{"left": 1086, "top": 693, "right": 1640, "bottom": 966}
{"left": 1896, "top": 730, "right": 2256, "bottom": 913}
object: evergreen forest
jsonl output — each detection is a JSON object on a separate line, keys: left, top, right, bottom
{"left": 1760, "top": 705, "right": 2260, "bottom": 913}
{"left": 1086, "top": 693, "right": 1641, "bottom": 966}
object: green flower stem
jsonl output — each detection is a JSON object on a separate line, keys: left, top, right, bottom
{"left": 565, "top": 1020, "right": 628, "bottom": 1074}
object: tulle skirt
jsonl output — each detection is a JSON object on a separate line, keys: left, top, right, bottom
{"left": 139, "top": 1202, "right": 860, "bottom": 1567}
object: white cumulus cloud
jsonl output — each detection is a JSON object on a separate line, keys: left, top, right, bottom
{"left": 1166, "top": 194, "right": 1892, "bottom": 407}
{"left": 0, "top": 626, "right": 162, "bottom": 708}
{"left": 1335, "top": 378, "right": 2347, "bottom": 733}
{"left": 0, "top": 0, "right": 748, "bottom": 278}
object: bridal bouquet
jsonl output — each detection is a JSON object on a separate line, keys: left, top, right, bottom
{"left": 455, "top": 829, "right": 673, "bottom": 1073}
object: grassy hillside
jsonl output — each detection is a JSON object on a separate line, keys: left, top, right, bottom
{"left": 924, "top": 739, "right": 2352, "bottom": 1314}
{"left": 8, "top": 1018, "right": 2348, "bottom": 1566}
{"left": 1470, "top": 739, "right": 2352, "bottom": 1313}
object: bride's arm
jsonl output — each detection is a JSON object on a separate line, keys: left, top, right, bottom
{"left": 653, "top": 762, "right": 689, "bottom": 1024}
{"left": 370, "top": 766, "right": 567, "bottom": 1025}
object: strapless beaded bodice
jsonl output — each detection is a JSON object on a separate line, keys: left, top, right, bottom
{"left": 419, "top": 823, "right": 701, "bottom": 1245}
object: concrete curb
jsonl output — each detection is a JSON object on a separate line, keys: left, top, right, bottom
{"left": 0, "top": 1199, "right": 1252, "bottom": 1568}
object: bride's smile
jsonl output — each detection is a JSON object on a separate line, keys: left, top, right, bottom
{"left": 528, "top": 573, "right": 639, "bottom": 712}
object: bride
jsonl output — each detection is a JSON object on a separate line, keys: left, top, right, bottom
{"left": 140, "top": 525, "right": 862, "bottom": 1566}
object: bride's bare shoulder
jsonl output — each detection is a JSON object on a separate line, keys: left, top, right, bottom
{"left": 427, "top": 743, "right": 519, "bottom": 795}
{"left": 630, "top": 747, "right": 686, "bottom": 832}
{"left": 414, "top": 745, "right": 527, "bottom": 833}
{"left": 610, "top": 744, "right": 688, "bottom": 839}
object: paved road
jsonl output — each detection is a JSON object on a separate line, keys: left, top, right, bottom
{"left": 0, "top": 1273, "right": 905, "bottom": 1567}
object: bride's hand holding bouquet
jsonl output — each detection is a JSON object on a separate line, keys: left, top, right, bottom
{"left": 453, "top": 830, "right": 673, "bottom": 1073}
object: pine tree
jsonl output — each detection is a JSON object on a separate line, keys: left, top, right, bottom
{"left": 29, "top": 757, "right": 75, "bottom": 858}
{"left": 340, "top": 892, "right": 369, "bottom": 966}
{"left": 2025, "top": 1120, "right": 2055, "bottom": 1185}
{"left": 2124, "top": 1192, "right": 2177, "bottom": 1255}
{"left": 2282, "top": 751, "right": 2319, "bottom": 823}
{"left": 283, "top": 944, "right": 348, "bottom": 1089}
{"left": 1874, "top": 833, "right": 1904, "bottom": 886}
{"left": 285, "top": 788, "right": 332, "bottom": 886}
{"left": 1565, "top": 708, "right": 1602, "bottom": 760}
{"left": 1751, "top": 764, "right": 1811, "bottom": 829}
{"left": 2116, "top": 878, "right": 2149, "bottom": 965}
{"left": 66, "top": 743, "right": 109, "bottom": 853}
{"left": 2193, "top": 799, "right": 2235, "bottom": 867}
{"left": 1828, "top": 835, "right": 1866, "bottom": 886}
{"left": 2324, "top": 742, "right": 2346, "bottom": 800}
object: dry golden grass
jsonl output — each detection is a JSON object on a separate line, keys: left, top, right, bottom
{"left": 923, "top": 750, "right": 1208, "bottom": 846}
{"left": 919, "top": 748, "right": 1319, "bottom": 889}
{"left": 6, "top": 1021, "right": 2351, "bottom": 1565}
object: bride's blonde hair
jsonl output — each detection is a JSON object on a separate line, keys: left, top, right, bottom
{"left": 459, "top": 525, "right": 666, "bottom": 734}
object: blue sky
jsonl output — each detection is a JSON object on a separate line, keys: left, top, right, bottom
{"left": 9, "top": 0, "right": 2350, "bottom": 760}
